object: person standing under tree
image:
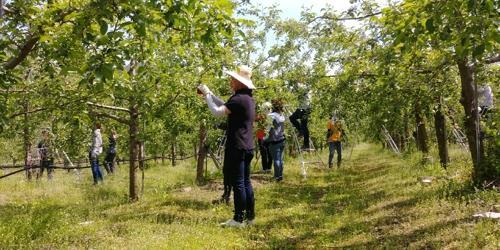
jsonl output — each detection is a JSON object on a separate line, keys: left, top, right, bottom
{"left": 327, "top": 113, "right": 344, "bottom": 168}
{"left": 478, "top": 84, "right": 494, "bottom": 117}
{"left": 265, "top": 99, "right": 286, "bottom": 181}
{"left": 198, "top": 65, "right": 256, "bottom": 228}
{"left": 89, "top": 123, "right": 104, "bottom": 185}
{"left": 37, "top": 129, "right": 54, "bottom": 180}
{"left": 256, "top": 102, "right": 272, "bottom": 173}
{"left": 290, "top": 82, "right": 312, "bottom": 150}
{"left": 103, "top": 129, "right": 118, "bottom": 174}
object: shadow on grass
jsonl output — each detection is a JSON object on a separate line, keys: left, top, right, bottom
{"left": 252, "top": 146, "right": 450, "bottom": 248}
{"left": 338, "top": 217, "right": 474, "bottom": 248}
{"left": 160, "top": 197, "right": 212, "bottom": 210}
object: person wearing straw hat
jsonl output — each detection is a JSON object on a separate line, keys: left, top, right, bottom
{"left": 198, "top": 65, "right": 256, "bottom": 228}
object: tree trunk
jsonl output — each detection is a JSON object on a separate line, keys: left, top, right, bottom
{"left": 196, "top": 124, "right": 207, "bottom": 184}
{"left": 402, "top": 116, "right": 410, "bottom": 152}
{"left": 457, "top": 59, "right": 483, "bottom": 182}
{"left": 171, "top": 140, "right": 176, "bottom": 166}
{"left": 180, "top": 144, "right": 185, "bottom": 158}
{"left": 415, "top": 102, "right": 429, "bottom": 154}
{"left": 193, "top": 142, "right": 198, "bottom": 161}
{"left": 138, "top": 141, "right": 145, "bottom": 195}
{"left": 129, "top": 105, "right": 139, "bottom": 202}
{"left": 138, "top": 141, "right": 144, "bottom": 170}
{"left": 23, "top": 100, "right": 32, "bottom": 180}
{"left": 394, "top": 133, "right": 402, "bottom": 152}
{"left": 434, "top": 101, "right": 449, "bottom": 168}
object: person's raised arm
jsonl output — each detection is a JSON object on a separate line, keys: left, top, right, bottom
{"left": 205, "top": 94, "right": 230, "bottom": 117}
{"left": 198, "top": 84, "right": 230, "bottom": 116}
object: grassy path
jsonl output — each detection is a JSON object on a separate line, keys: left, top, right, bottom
{"left": 0, "top": 144, "right": 497, "bottom": 249}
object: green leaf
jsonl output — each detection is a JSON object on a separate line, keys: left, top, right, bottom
{"left": 473, "top": 44, "right": 485, "bottom": 58}
{"left": 101, "top": 63, "right": 114, "bottom": 81}
{"left": 39, "top": 35, "right": 52, "bottom": 43}
{"left": 425, "top": 18, "right": 434, "bottom": 33}
{"left": 136, "top": 21, "right": 146, "bottom": 36}
{"left": 99, "top": 20, "right": 108, "bottom": 35}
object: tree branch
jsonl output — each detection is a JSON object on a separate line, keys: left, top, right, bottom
{"left": 164, "top": 92, "right": 181, "bottom": 109}
{"left": 9, "top": 107, "right": 47, "bottom": 119}
{"left": 9, "top": 97, "right": 89, "bottom": 119}
{"left": 315, "top": 72, "right": 377, "bottom": 78}
{"left": 484, "top": 54, "right": 500, "bottom": 64}
{"left": 0, "top": 89, "right": 30, "bottom": 93}
{"left": 4, "top": 35, "right": 40, "bottom": 70}
{"left": 309, "top": 11, "right": 382, "bottom": 24}
{"left": 90, "top": 111, "right": 129, "bottom": 124}
{"left": 86, "top": 101, "right": 131, "bottom": 113}
{"left": 3, "top": 7, "right": 76, "bottom": 70}
{"left": 2, "top": 6, "right": 14, "bottom": 14}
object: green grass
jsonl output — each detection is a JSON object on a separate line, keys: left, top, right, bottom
{"left": 0, "top": 144, "right": 498, "bottom": 249}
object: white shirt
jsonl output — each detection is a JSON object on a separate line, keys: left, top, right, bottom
{"left": 92, "top": 129, "right": 103, "bottom": 155}
{"left": 478, "top": 85, "right": 493, "bottom": 107}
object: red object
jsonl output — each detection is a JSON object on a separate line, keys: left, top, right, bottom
{"left": 256, "top": 129, "right": 265, "bottom": 140}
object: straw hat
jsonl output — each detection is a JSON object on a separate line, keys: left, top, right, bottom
{"left": 224, "top": 65, "right": 255, "bottom": 89}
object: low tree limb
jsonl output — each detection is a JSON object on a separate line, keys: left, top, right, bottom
{"left": 86, "top": 101, "right": 131, "bottom": 113}
{"left": 484, "top": 54, "right": 500, "bottom": 65}
{"left": 90, "top": 110, "right": 129, "bottom": 124}
{"left": 0, "top": 89, "right": 30, "bottom": 93}
{"left": 4, "top": 35, "right": 40, "bottom": 70}
{"left": 9, "top": 107, "right": 47, "bottom": 119}
{"left": 315, "top": 72, "right": 377, "bottom": 78}
{"left": 9, "top": 97, "right": 88, "bottom": 119}
{"left": 469, "top": 53, "right": 500, "bottom": 72}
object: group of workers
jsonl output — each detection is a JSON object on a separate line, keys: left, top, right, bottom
{"left": 35, "top": 124, "right": 118, "bottom": 185}
{"left": 198, "top": 65, "right": 346, "bottom": 228}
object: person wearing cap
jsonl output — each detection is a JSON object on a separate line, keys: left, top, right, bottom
{"left": 198, "top": 65, "right": 256, "bottom": 228}
{"left": 327, "top": 113, "right": 344, "bottom": 168}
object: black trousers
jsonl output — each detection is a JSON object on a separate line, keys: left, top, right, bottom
{"left": 103, "top": 152, "right": 116, "bottom": 174}
{"left": 223, "top": 147, "right": 255, "bottom": 222}
{"left": 290, "top": 108, "right": 310, "bottom": 148}
{"left": 258, "top": 139, "right": 272, "bottom": 171}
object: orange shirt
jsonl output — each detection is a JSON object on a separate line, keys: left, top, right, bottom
{"left": 327, "top": 120, "right": 342, "bottom": 142}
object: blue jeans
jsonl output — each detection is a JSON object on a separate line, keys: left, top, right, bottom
{"left": 90, "top": 154, "right": 103, "bottom": 184}
{"left": 269, "top": 141, "right": 285, "bottom": 180}
{"left": 225, "top": 148, "right": 255, "bottom": 222}
{"left": 328, "top": 141, "right": 342, "bottom": 167}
